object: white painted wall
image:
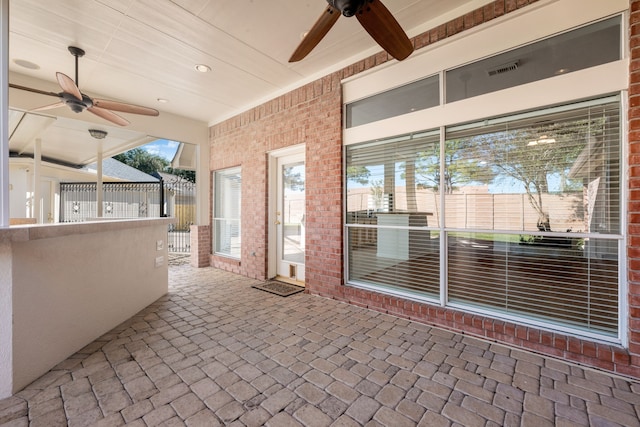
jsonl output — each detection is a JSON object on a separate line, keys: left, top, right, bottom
{"left": 8, "top": 164, "right": 28, "bottom": 218}
{"left": 0, "top": 239, "right": 13, "bottom": 398}
{"left": 0, "top": 218, "right": 172, "bottom": 394}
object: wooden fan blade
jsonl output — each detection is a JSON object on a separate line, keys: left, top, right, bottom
{"left": 289, "top": 4, "right": 340, "bottom": 62}
{"left": 87, "top": 106, "right": 130, "bottom": 126}
{"left": 56, "top": 72, "right": 83, "bottom": 100}
{"left": 93, "top": 98, "right": 159, "bottom": 116}
{"left": 9, "top": 83, "right": 60, "bottom": 98}
{"left": 356, "top": 0, "right": 413, "bottom": 61}
{"left": 31, "top": 101, "right": 65, "bottom": 112}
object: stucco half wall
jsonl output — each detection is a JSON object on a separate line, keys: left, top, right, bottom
{"left": 0, "top": 218, "right": 173, "bottom": 396}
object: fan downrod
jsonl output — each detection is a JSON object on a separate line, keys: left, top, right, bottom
{"left": 67, "top": 46, "right": 85, "bottom": 87}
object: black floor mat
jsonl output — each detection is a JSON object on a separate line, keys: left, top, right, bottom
{"left": 251, "top": 281, "right": 304, "bottom": 297}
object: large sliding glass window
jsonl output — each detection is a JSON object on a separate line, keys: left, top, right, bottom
{"left": 214, "top": 167, "right": 241, "bottom": 258}
{"left": 345, "top": 97, "right": 622, "bottom": 338}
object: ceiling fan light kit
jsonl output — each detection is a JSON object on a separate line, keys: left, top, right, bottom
{"left": 9, "top": 46, "right": 160, "bottom": 127}
{"left": 289, "top": 0, "right": 413, "bottom": 63}
{"left": 88, "top": 129, "right": 107, "bottom": 140}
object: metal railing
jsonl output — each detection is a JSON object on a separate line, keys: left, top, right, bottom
{"left": 60, "top": 182, "right": 162, "bottom": 221}
{"left": 60, "top": 177, "right": 196, "bottom": 253}
{"left": 163, "top": 176, "right": 196, "bottom": 253}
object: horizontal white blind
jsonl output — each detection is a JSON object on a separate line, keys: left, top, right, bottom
{"left": 348, "top": 228, "right": 440, "bottom": 298}
{"left": 445, "top": 99, "right": 620, "bottom": 335}
{"left": 445, "top": 97, "right": 621, "bottom": 234}
{"left": 346, "top": 131, "right": 440, "bottom": 296}
{"left": 214, "top": 167, "right": 241, "bottom": 258}
{"left": 346, "top": 97, "right": 621, "bottom": 337}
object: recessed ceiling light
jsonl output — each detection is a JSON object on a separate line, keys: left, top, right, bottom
{"left": 194, "top": 64, "right": 211, "bottom": 73}
{"left": 13, "top": 59, "right": 40, "bottom": 70}
{"left": 157, "top": 98, "right": 169, "bottom": 103}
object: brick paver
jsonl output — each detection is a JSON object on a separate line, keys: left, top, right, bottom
{"left": 1, "top": 263, "right": 639, "bottom": 426}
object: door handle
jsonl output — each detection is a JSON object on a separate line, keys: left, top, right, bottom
{"left": 275, "top": 220, "right": 281, "bottom": 225}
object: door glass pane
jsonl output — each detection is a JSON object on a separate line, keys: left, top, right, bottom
{"left": 283, "top": 162, "right": 305, "bottom": 263}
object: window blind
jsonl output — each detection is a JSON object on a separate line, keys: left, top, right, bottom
{"left": 346, "top": 131, "right": 441, "bottom": 298}
{"left": 445, "top": 98, "right": 620, "bottom": 335}
{"left": 214, "top": 167, "right": 241, "bottom": 258}
{"left": 345, "top": 97, "right": 621, "bottom": 336}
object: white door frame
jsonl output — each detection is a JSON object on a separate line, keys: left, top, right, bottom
{"left": 268, "top": 144, "right": 305, "bottom": 281}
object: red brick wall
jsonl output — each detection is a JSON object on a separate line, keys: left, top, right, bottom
{"left": 189, "top": 225, "right": 210, "bottom": 268}
{"left": 209, "top": 75, "right": 344, "bottom": 287}
{"left": 209, "top": 0, "right": 640, "bottom": 379}
{"left": 627, "top": 0, "right": 640, "bottom": 378}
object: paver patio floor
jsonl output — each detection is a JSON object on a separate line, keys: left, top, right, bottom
{"left": 1, "top": 262, "right": 639, "bottom": 426}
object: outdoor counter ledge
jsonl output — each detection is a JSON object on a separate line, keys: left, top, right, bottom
{"left": 0, "top": 217, "right": 176, "bottom": 395}
{"left": 0, "top": 217, "right": 176, "bottom": 242}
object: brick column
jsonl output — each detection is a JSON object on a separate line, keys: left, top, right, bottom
{"left": 627, "top": 0, "right": 640, "bottom": 376}
{"left": 190, "top": 225, "right": 210, "bottom": 268}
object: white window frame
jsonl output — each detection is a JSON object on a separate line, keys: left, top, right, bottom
{"left": 213, "top": 166, "right": 241, "bottom": 259}
{"left": 341, "top": 0, "right": 629, "bottom": 345}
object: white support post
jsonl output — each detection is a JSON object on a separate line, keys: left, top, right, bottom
{"left": 0, "top": 0, "right": 13, "bottom": 400}
{"left": 97, "top": 143, "right": 103, "bottom": 217}
{"left": 0, "top": 0, "right": 9, "bottom": 228}
{"left": 33, "top": 138, "right": 41, "bottom": 223}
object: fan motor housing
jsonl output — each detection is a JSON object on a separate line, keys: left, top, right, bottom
{"left": 61, "top": 92, "right": 92, "bottom": 113}
{"left": 328, "top": 0, "right": 366, "bottom": 17}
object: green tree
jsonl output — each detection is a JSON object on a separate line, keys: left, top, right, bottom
{"left": 166, "top": 167, "right": 196, "bottom": 183}
{"left": 113, "top": 148, "right": 196, "bottom": 182}
{"left": 113, "top": 148, "right": 168, "bottom": 175}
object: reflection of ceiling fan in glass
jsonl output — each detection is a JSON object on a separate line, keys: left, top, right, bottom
{"left": 289, "top": 0, "right": 413, "bottom": 62}
{"left": 9, "top": 46, "right": 159, "bottom": 126}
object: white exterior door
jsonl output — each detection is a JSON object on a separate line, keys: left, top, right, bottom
{"left": 271, "top": 147, "right": 305, "bottom": 283}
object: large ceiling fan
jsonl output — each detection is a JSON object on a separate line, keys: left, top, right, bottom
{"left": 9, "top": 46, "right": 159, "bottom": 127}
{"left": 290, "top": 0, "right": 413, "bottom": 62}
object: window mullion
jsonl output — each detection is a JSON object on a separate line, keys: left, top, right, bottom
{"left": 439, "top": 126, "right": 447, "bottom": 307}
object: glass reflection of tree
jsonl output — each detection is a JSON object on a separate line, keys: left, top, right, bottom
{"left": 284, "top": 163, "right": 305, "bottom": 191}
{"left": 346, "top": 166, "right": 371, "bottom": 185}
{"left": 410, "top": 140, "right": 495, "bottom": 194}
{"left": 475, "top": 119, "right": 598, "bottom": 231}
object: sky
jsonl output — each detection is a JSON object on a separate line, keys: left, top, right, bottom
{"left": 141, "top": 139, "right": 180, "bottom": 162}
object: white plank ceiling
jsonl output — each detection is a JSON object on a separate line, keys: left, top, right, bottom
{"left": 7, "top": 0, "right": 485, "bottom": 166}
